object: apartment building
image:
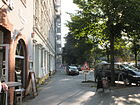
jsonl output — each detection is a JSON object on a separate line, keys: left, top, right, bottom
{"left": 55, "top": 0, "right": 62, "bottom": 70}
{"left": 0, "top": 0, "right": 59, "bottom": 104}
{"left": 0, "top": 0, "right": 33, "bottom": 104}
{"left": 32, "top": 0, "right": 56, "bottom": 84}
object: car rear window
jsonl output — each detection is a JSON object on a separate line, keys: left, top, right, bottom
{"left": 69, "top": 66, "right": 77, "bottom": 69}
{"left": 103, "top": 64, "right": 110, "bottom": 70}
{"left": 96, "top": 64, "right": 122, "bottom": 71}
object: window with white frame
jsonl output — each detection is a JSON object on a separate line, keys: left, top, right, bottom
{"left": 41, "top": 48, "right": 44, "bottom": 67}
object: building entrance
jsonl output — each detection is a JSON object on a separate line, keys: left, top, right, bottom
{"left": 15, "top": 40, "right": 26, "bottom": 88}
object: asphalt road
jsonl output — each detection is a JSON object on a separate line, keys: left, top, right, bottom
{"left": 24, "top": 70, "right": 140, "bottom": 105}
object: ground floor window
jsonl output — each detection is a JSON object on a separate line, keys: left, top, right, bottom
{"left": 15, "top": 39, "right": 26, "bottom": 87}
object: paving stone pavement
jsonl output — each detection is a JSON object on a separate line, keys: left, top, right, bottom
{"left": 23, "top": 70, "right": 140, "bottom": 105}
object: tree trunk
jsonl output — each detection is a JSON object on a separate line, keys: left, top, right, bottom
{"left": 135, "top": 52, "right": 138, "bottom": 67}
{"left": 106, "top": 45, "right": 110, "bottom": 62}
{"left": 134, "top": 42, "right": 138, "bottom": 67}
{"left": 110, "top": 34, "right": 115, "bottom": 86}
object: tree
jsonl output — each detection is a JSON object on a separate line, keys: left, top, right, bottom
{"left": 71, "top": 0, "right": 140, "bottom": 85}
{"left": 63, "top": 31, "right": 94, "bottom": 65}
{"left": 129, "top": 32, "right": 140, "bottom": 67}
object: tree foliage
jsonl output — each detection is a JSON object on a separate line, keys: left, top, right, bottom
{"left": 63, "top": 0, "right": 140, "bottom": 84}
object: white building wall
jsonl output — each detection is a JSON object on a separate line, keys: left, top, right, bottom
{"left": 0, "top": 0, "right": 57, "bottom": 84}
{"left": 3, "top": 0, "right": 34, "bottom": 59}
{"left": 33, "top": 0, "right": 56, "bottom": 81}
{"left": 55, "top": 0, "right": 62, "bottom": 70}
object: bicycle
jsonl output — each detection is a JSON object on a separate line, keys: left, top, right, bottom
{"left": 96, "top": 72, "right": 111, "bottom": 92}
{"left": 102, "top": 76, "right": 111, "bottom": 92}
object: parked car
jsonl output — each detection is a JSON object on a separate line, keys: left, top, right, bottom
{"left": 65, "top": 66, "right": 79, "bottom": 75}
{"left": 94, "top": 62, "right": 140, "bottom": 85}
{"left": 121, "top": 64, "right": 140, "bottom": 85}
{"left": 94, "top": 62, "right": 123, "bottom": 82}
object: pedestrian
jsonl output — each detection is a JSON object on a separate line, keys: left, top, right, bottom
{"left": 0, "top": 82, "right": 8, "bottom": 92}
{"left": 96, "top": 70, "right": 103, "bottom": 91}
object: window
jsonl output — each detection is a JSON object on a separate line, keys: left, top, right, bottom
{"left": 0, "top": 31, "right": 3, "bottom": 44}
{"left": 15, "top": 40, "right": 26, "bottom": 87}
{"left": 16, "top": 40, "right": 24, "bottom": 56}
{"left": 56, "top": 35, "right": 61, "bottom": 40}
{"left": 57, "top": 27, "right": 61, "bottom": 33}
{"left": 41, "top": 49, "right": 44, "bottom": 67}
{"left": 57, "top": 44, "right": 61, "bottom": 48}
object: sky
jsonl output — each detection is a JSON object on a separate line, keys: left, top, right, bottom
{"left": 61, "top": 0, "right": 79, "bottom": 47}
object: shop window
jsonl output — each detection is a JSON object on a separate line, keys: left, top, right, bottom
{"left": 15, "top": 40, "right": 25, "bottom": 87}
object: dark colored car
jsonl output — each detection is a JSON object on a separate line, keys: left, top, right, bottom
{"left": 121, "top": 64, "right": 140, "bottom": 85}
{"left": 65, "top": 66, "right": 79, "bottom": 75}
{"left": 94, "top": 62, "right": 140, "bottom": 85}
{"left": 94, "top": 62, "right": 124, "bottom": 81}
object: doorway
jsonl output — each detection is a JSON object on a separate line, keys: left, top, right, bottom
{"left": 15, "top": 39, "right": 26, "bottom": 88}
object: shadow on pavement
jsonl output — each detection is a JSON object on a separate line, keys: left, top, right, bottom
{"left": 81, "top": 81, "right": 140, "bottom": 105}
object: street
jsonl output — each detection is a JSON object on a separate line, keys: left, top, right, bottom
{"left": 24, "top": 70, "right": 140, "bottom": 105}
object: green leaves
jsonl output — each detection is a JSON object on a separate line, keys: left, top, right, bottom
{"left": 63, "top": 0, "right": 140, "bottom": 66}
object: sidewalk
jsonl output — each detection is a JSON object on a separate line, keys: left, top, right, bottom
{"left": 23, "top": 70, "right": 140, "bottom": 105}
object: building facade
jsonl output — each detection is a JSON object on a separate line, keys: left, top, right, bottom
{"left": 33, "top": 0, "right": 56, "bottom": 84}
{"left": 0, "top": 0, "right": 33, "bottom": 104}
{"left": 55, "top": 0, "right": 62, "bottom": 70}
{"left": 0, "top": 0, "right": 59, "bottom": 104}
